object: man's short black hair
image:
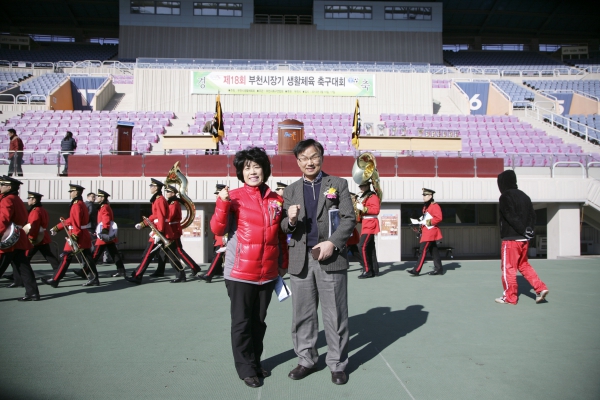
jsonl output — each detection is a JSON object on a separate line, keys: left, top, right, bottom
{"left": 87, "top": 192, "right": 96, "bottom": 197}
{"left": 233, "top": 147, "right": 271, "bottom": 183}
{"left": 7, "top": 128, "right": 16, "bottom": 135}
{"left": 293, "top": 138, "right": 324, "bottom": 159}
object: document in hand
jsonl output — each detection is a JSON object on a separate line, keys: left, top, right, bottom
{"left": 274, "top": 276, "right": 291, "bottom": 302}
{"left": 422, "top": 212, "right": 434, "bottom": 230}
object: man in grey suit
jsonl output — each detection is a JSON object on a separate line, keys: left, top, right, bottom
{"left": 281, "top": 139, "right": 356, "bottom": 385}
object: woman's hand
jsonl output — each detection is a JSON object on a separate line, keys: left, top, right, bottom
{"left": 219, "top": 186, "right": 230, "bottom": 202}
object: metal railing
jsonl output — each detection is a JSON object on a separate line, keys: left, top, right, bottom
{"left": 456, "top": 66, "right": 584, "bottom": 77}
{"left": 526, "top": 104, "right": 600, "bottom": 145}
{"left": 551, "top": 161, "right": 585, "bottom": 178}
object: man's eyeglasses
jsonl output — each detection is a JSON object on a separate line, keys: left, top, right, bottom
{"left": 297, "top": 154, "right": 321, "bottom": 164}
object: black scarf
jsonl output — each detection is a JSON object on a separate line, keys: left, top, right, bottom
{"left": 150, "top": 192, "right": 161, "bottom": 204}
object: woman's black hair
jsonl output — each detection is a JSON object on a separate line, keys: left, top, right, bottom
{"left": 233, "top": 147, "right": 271, "bottom": 183}
{"left": 293, "top": 138, "right": 324, "bottom": 159}
{"left": 64, "top": 131, "right": 73, "bottom": 139}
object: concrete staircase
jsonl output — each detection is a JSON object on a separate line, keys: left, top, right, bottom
{"left": 154, "top": 112, "right": 197, "bottom": 153}
{"left": 433, "top": 88, "right": 463, "bottom": 114}
{"left": 102, "top": 84, "right": 135, "bottom": 111}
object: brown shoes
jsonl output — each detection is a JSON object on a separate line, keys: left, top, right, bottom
{"left": 288, "top": 365, "right": 314, "bottom": 380}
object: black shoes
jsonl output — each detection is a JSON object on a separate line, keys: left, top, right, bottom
{"left": 125, "top": 276, "right": 142, "bottom": 285}
{"left": 6, "top": 282, "right": 24, "bottom": 288}
{"left": 288, "top": 365, "right": 314, "bottom": 380}
{"left": 170, "top": 276, "right": 187, "bottom": 283}
{"left": 111, "top": 270, "right": 126, "bottom": 277}
{"left": 18, "top": 294, "right": 40, "bottom": 301}
{"left": 199, "top": 274, "right": 212, "bottom": 283}
{"left": 2, "top": 274, "right": 14, "bottom": 281}
{"left": 83, "top": 278, "right": 100, "bottom": 287}
{"left": 41, "top": 277, "right": 59, "bottom": 288}
{"left": 189, "top": 270, "right": 200, "bottom": 277}
{"left": 406, "top": 269, "right": 419, "bottom": 276}
{"left": 429, "top": 270, "right": 443, "bottom": 276}
{"left": 243, "top": 376, "right": 262, "bottom": 388}
{"left": 357, "top": 272, "right": 374, "bottom": 279}
{"left": 331, "top": 371, "right": 348, "bottom": 385}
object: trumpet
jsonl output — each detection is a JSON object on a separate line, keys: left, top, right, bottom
{"left": 143, "top": 216, "right": 183, "bottom": 271}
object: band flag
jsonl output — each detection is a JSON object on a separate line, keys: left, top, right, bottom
{"left": 351, "top": 99, "right": 361, "bottom": 149}
{"left": 211, "top": 94, "right": 225, "bottom": 144}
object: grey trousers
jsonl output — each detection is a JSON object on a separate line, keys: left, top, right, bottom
{"left": 289, "top": 250, "right": 349, "bottom": 372}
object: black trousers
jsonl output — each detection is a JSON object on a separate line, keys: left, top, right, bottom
{"left": 155, "top": 238, "right": 199, "bottom": 275}
{"left": 27, "top": 243, "right": 60, "bottom": 270}
{"left": 358, "top": 233, "right": 379, "bottom": 276}
{"left": 7, "top": 154, "right": 23, "bottom": 176}
{"left": 225, "top": 279, "right": 276, "bottom": 379}
{"left": 415, "top": 241, "right": 443, "bottom": 273}
{"left": 204, "top": 247, "right": 224, "bottom": 278}
{"left": 134, "top": 240, "right": 182, "bottom": 279}
{"left": 92, "top": 242, "right": 125, "bottom": 271}
{"left": 0, "top": 250, "right": 39, "bottom": 296}
{"left": 53, "top": 249, "right": 98, "bottom": 281}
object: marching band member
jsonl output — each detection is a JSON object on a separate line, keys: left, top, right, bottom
{"left": 356, "top": 180, "right": 380, "bottom": 279}
{"left": 407, "top": 188, "right": 444, "bottom": 277}
{"left": 42, "top": 184, "right": 100, "bottom": 287}
{"left": 0, "top": 176, "right": 40, "bottom": 301}
{"left": 93, "top": 189, "right": 126, "bottom": 277}
{"left": 126, "top": 178, "right": 183, "bottom": 285}
{"left": 151, "top": 185, "right": 201, "bottom": 281}
{"left": 199, "top": 184, "right": 227, "bottom": 283}
{"left": 24, "top": 191, "right": 60, "bottom": 272}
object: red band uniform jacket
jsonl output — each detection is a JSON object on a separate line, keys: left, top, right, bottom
{"left": 27, "top": 205, "right": 51, "bottom": 246}
{"left": 420, "top": 202, "right": 443, "bottom": 243}
{"left": 359, "top": 192, "right": 380, "bottom": 234}
{"left": 95, "top": 202, "right": 118, "bottom": 245}
{"left": 167, "top": 199, "right": 182, "bottom": 240}
{"left": 0, "top": 193, "right": 33, "bottom": 253}
{"left": 56, "top": 199, "right": 92, "bottom": 251}
{"left": 142, "top": 195, "right": 174, "bottom": 242}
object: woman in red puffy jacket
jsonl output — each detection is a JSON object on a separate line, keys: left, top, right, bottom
{"left": 211, "top": 147, "right": 288, "bottom": 389}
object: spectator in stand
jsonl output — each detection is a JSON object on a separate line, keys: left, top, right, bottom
{"left": 60, "top": 131, "right": 77, "bottom": 176}
{"left": 7, "top": 129, "right": 24, "bottom": 177}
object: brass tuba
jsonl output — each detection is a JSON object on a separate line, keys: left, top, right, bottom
{"left": 352, "top": 152, "right": 383, "bottom": 201}
{"left": 165, "top": 161, "right": 196, "bottom": 229}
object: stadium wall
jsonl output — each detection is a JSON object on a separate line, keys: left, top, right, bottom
{"left": 133, "top": 69, "right": 432, "bottom": 114}
{"left": 118, "top": 24, "right": 442, "bottom": 63}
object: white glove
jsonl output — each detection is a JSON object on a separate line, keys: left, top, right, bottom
{"left": 153, "top": 235, "right": 160, "bottom": 244}
{"left": 50, "top": 229, "right": 57, "bottom": 236}
{"left": 356, "top": 203, "right": 364, "bottom": 211}
{"left": 135, "top": 223, "right": 142, "bottom": 230}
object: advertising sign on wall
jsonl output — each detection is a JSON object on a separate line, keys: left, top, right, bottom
{"left": 380, "top": 214, "right": 399, "bottom": 239}
{"left": 191, "top": 71, "right": 375, "bottom": 96}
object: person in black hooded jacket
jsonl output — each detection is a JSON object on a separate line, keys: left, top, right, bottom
{"left": 495, "top": 170, "right": 549, "bottom": 305}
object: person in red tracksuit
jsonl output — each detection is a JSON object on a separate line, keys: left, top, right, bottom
{"left": 126, "top": 178, "right": 183, "bottom": 285}
{"left": 356, "top": 181, "right": 380, "bottom": 279}
{"left": 407, "top": 188, "right": 444, "bottom": 276}
{"left": 152, "top": 185, "right": 201, "bottom": 280}
{"left": 495, "top": 170, "right": 549, "bottom": 305}
{"left": 200, "top": 184, "right": 227, "bottom": 283}
{"left": 0, "top": 176, "right": 39, "bottom": 301}
{"left": 42, "top": 184, "right": 100, "bottom": 287}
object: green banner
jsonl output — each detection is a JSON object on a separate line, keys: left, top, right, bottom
{"left": 191, "top": 71, "right": 375, "bottom": 96}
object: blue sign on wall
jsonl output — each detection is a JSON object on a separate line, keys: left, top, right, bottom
{"left": 552, "top": 93, "right": 573, "bottom": 115}
{"left": 70, "top": 77, "right": 107, "bottom": 110}
{"left": 456, "top": 82, "right": 490, "bottom": 115}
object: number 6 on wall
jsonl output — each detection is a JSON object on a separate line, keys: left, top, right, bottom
{"left": 469, "top": 94, "right": 482, "bottom": 111}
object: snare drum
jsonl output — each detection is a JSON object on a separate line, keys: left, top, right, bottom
{"left": 0, "top": 223, "right": 21, "bottom": 250}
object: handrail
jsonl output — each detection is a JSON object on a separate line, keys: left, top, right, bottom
{"left": 0, "top": 94, "right": 16, "bottom": 104}
{"left": 551, "top": 161, "right": 585, "bottom": 178}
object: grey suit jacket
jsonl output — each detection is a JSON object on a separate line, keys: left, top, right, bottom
{"left": 281, "top": 172, "right": 356, "bottom": 274}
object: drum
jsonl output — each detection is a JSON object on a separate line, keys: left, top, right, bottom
{"left": 0, "top": 223, "right": 20, "bottom": 249}
{"left": 96, "top": 221, "right": 118, "bottom": 241}
{"left": 22, "top": 223, "right": 45, "bottom": 245}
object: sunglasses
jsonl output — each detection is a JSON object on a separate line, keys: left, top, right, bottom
{"left": 68, "top": 190, "right": 78, "bottom": 192}
{"left": 27, "top": 196, "right": 36, "bottom": 199}
{"left": 149, "top": 184, "right": 158, "bottom": 187}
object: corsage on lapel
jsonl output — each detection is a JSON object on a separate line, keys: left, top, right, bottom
{"left": 324, "top": 187, "right": 338, "bottom": 200}
{"left": 269, "top": 199, "right": 283, "bottom": 220}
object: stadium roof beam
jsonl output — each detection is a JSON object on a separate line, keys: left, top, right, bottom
{"left": 62, "top": 0, "right": 85, "bottom": 40}
{"left": 478, "top": 0, "right": 502, "bottom": 35}
{"left": 536, "top": 0, "right": 565, "bottom": 36}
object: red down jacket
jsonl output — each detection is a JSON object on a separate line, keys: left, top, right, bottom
{"left": 210, "top": 183, "right": 288, "bottom": 283}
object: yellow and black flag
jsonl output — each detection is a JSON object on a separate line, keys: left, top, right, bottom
{"left": 211, "top": 94, "right": 225, "bottom": 144}
{"left": 351, "top": 99, "right": 361, "bottom": 149}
